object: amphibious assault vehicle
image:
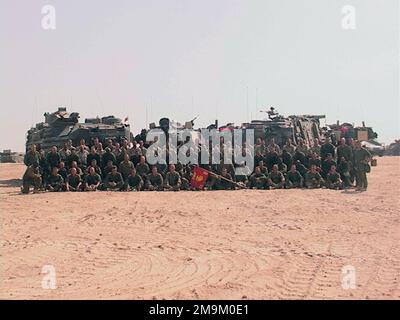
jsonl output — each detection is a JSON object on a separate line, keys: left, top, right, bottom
{"left": 26, "top": 107, "right": 132, "bottom": 151}
{"left": 242, "top": 107, "right": 325, "bottom": 147}
{"left": 326, "top": 121, "right": 384, "bottom": 156}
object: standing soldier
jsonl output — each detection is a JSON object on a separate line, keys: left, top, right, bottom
{"left": 320, "top": 137, "right": 336, "bottom": 161}
{"left": 46, "top": 146, "right": 61, "bottom": 171}
{"left": 353, "top": 141, "right": 371, "bottom": 191}
{"left": 24, "top": 144, "right": 41, "bottom": 167}
{"left": 337, "top": 137, "right": 352, "bottom": 164}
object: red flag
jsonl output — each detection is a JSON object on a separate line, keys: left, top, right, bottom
{"left": 190, "top": 166, "right": 209, "bottom": 190}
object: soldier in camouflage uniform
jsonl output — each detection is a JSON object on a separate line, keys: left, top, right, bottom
{"left": 146, "top": 166, "right": 164, "bottom": 191}
{"left": 103, "top": 166, "right": 124, "bottom": 191}
{"left": 248, "top": 166, "right": 268, "bottom": 189}
{"left": 304, "top": 164, "right": 324, "bottom": 189}
{"left": 325, "top": 165, "right": 343, "bottom": 190}
{"left": 267, "top": 164, "right": 285, "bottom": 189}
{"left": 24, "top": 144, "right": 41, "bottom": 167}
{"left": 66, "top": 167, "right": 82, "bottom": 191}
{"left": 282, "top": 138, "right": 296, "bottom": 156}
{"left": 164, "top": 164, "right": 182, "bottom": 191}
{"left": 353, "top": 141, "right": 371, "bottom": 191}
{"left": 286, "top": 164, "right": 303, "bottom": 189}
{"left": 124, "top": 167, "right": 143, "bottom": 191}
{"left": 21, "top": 164, "right": 42, "bottom": 194}
{"left": 84, "top": 166, "right": 102, "bottom": 191}
{"left": 46, "top": 167, "right": 65, "bottom": 192}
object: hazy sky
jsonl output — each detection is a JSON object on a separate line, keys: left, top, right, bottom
{"left": 1, "top": 0, "right": 399, "bottom": 151}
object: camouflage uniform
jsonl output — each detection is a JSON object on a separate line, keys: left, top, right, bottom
{"left": 21, "top": 165, "right": 42, "bottom": 193}
{"left": 286, "top": 170, "right": 303, "bottom": 188}
{"left": 353, "top": 147, "right": 371, "bottom": 190}
{"left": 268, "top": 171, "right": 285, "bottom": 189}
{"left": 47, "top": 173, "right": 64, "bottom": 192}
{"left": 164, "top": 171, "right": 182, "bottom": 191}
{"left": 248, "top": 172, "right": 268, "bottom": 189}
{"left": 125, "top": 174, "right": 143, "bottom": 191}
{"left": 85, "top": 173, "right": 102, "bottom": 191}
{"left": 103, "top": 172, "right": 124, "bottom": 190}
{"left": 146, "top": 173, "right": 164, "bottom": 191}
{"left": 325, "top": 171, "right": 343, "bottom": 189}
{"left": 304, "top": 171, "right": 324, "bottom": 188}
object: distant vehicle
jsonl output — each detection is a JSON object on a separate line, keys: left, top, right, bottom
{"left": 361, "top": 140, "right": 385, "bottom": 157}
{"left": 26, "top": 107, "right": 132, "bottom": 151}
{"left": 385, "top": 140, "right": 400, "bottom": 156}
{"left": 0, "top": 150, "right": 24, "bottom": 163}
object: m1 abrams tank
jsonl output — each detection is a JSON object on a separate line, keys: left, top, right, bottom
{"left": 26, "top": 107, "right": 132, "bottom": 151}
{"left": 243, "top": 107, "right": 325, "bottom": 147}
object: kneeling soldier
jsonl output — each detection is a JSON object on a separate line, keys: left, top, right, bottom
{"left": 164, "top": 164, "right": 181, "bottom": 191}
{"left": 125, "top": 167, "right": 143, "bottom": 191}
{"left": 85, "top": 166, "right": 102, "bottom": 191}
{"left": 103, "top": 166, "right": 124, "bottom": 191}
{"left": 248, "top": 167, "right": 268, "bottom": 189}
{"left": 325, "top": 165, "right": 343, "bottom": 190}
{"left": 286, "top": 164, "right": 303, "bottom": 189}
{"left": 214, "top": 167, "right": 235, "bottom": 190}
{"left": 146, "top": 166, "right": 164, "bottom": 191}
{"left": 305, "top": 164, "right": 324, "bottom": 189}
{"left": 66, "top": 167, "right": 82, "bottom": 191}
{"left": 47, "top": 167, "right": 64, "bottom": 192}
{"left": 21, "top": 164, "right": 42, "bottom": 194}
{"left": 268, "top": 164, "right": 285, "bottom": 189}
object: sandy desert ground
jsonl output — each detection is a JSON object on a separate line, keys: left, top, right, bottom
{"left": 0, "top": 157, "right": 399, "bottom": 300}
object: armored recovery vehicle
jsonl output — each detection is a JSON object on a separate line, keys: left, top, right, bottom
{"left": 26, "top": 107, "right": 132, "bottom": 151}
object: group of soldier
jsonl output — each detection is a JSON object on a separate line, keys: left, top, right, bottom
{"left": 247, "top": 136, "right": 371, "bottom": 191}
{"left": 21, "top": 134, "right": 372, "bottom": 194}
